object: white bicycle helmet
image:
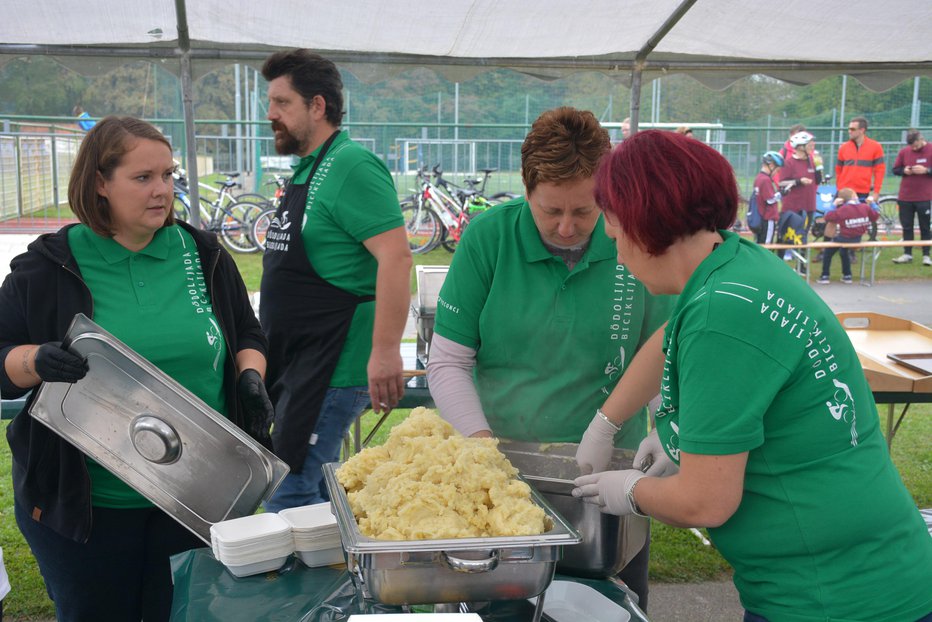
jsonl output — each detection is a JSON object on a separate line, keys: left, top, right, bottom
{"left": 789, "top": 131, "right": 814, "bottom": 148}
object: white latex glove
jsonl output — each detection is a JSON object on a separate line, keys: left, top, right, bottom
{"left": 773, "top": 191, "right": 782, "bottom": 202}
{"left": 572, "top": 469, "right": 646, "bottom": 516}
{"left": 575, "top": 413, "right": 620, "bottom": 475}
{"left": 634, "top": 428, "right": 679, "bottom": 477}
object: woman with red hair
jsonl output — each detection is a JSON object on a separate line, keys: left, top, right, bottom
{"left": 572, "top": 130, "right": 932, "bottom": 622}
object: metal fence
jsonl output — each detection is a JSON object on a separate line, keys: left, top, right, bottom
{"left": 2, "top": 118, "right": 927, "bottom": 230}
{"left": 0, "top": 127, "right": 80, "bottom": 222}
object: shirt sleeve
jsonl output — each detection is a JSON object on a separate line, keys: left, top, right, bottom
{"left": 333, "top": 158, "right": 403, "bottom": 242}
{"left": 426, "top": 333, "right": 490, "bottom": 437}
{"left": 433, "top": 226, "right": 493, "bottom": 349}
{"left": 676, "top": 329, "right": 792, "bottom": 455}
{"left": 893, "top": 149, "right": 906, "bottom": 176}
{"left": 756, "top": 177, "right": 776, "bottom": 204}
{"left": 871, "top": 145, "right": 886, "bottom": 194}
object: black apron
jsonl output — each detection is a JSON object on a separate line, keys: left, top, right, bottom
{"left": 260, "top": 132, "right": 374, "bottom": 473}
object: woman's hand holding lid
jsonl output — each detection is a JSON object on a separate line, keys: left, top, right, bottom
{"left": 237, "top": 368, "right": 274, "bottom": 451}
{"left": 32, "top": 342, "right": 88, "bottom": 383}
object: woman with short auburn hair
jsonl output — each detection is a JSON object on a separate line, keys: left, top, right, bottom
{"left": 428, "top": 108, "right": 676, "bottom": 610}
{"left": 573, "top": 129, "right": 932, "bottom": 622}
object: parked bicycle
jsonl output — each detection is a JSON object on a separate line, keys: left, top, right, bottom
{"left": 399, "top": 166, "right": 468, "bottom": 254}
{"left": 461, "top": 167, "right": 520, "bottom": 204}
{"left": 172, "top": 168, "right": 268, "bottom": 253}
{"left": 401, "top": 165, "right": 518, "bottom": 254}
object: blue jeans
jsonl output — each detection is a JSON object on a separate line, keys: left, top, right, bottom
{"left": 264, "top": 386, "right": 370, "bottom": 512}
{"left": 15, "top": 501, "right": 202, "bottom": 622}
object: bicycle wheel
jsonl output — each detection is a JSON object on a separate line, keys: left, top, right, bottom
{"left": 440, "top": 212, "right": 472, "bottom": 253}
{"left": 251, "top": 207, "right": 277, "bottom": 252}
{"left": 220, "top": 201, "right": 262, "bottom": 253}
{"left": 876, "top": 197, "right": 899, "bottom": 238}
{"left": 401, "top": 202, "right": 441, "bottom": 254}
{"left": 488, "top": 191, "right": 520, "bottom": 204}
{"left": 232, "top": 192, "right": 272, "bottom": 208}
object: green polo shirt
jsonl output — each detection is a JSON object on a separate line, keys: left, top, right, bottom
{"left": 655, "top": 230, "right": 932, "bottom": 621}
{"left": 434, "top": 198, "right": 674, "bottom": 446}
{"left": 69, "top": 224, "right": 228, "bottom": 508}
{"left": 291, "top": 131, "right": 403, "bottom": 386}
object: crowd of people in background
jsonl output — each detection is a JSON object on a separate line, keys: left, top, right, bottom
{"left": 745, "top": 117, "right": 932, "bottom": 277}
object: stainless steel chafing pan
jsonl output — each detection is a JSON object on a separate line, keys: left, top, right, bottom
{"left": 28, "top": 314, "right": 289, "bottom": 543}
{"left": 322, "top": 462, "right": 581, "bottom": 605}
{"left": 497, "top": 440, "right": 649, "bottom": 578}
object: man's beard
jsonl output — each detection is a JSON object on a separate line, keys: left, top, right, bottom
{"left": 272, "top": 122, "right": 302, "bottom": 155}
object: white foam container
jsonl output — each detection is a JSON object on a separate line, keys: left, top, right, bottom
{"left": 279, "top": 503, "right": 338, "bottom": 532}
{"left": 530, "top": 581, "right": 631, "bottom": 622}
{"left": 295, "top": 546, "right": 345, "bottom": 568}
{"left": 210, "top": 512, "right": 291, "bottom": 546}
{"left": 222, "top": 555, "right": 291, "bottom": 578}
{"left": 216, "top": 541, "right": 294, "bottom": 564}
{"left": 211, "top": 513, "right": 296, "bottom": 576}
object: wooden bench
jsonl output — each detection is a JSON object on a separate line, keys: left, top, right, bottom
{"left": 762, "top": 240, "right": 932, "bottom": 286}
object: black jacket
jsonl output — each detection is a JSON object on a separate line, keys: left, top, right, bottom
{"left": 1, "top": 222, "right": 267, "bottom": 542}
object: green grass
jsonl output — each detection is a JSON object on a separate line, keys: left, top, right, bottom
{"left": 2, "top": 405, "right": 931, "bottom": 617}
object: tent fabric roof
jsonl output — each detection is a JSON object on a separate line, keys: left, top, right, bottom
{"left": 3, "top": 0, "right": 931, "bottom": 90}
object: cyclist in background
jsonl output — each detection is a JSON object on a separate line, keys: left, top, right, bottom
{"left": 780, "top": 131, "right": 818, "bottom": 237}
{"left": 753, "top": 151, "right": 784, "bottom": 245}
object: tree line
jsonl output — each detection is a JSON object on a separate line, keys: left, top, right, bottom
{"left": 1, "top": 57, "right": 927, "bottom": 133}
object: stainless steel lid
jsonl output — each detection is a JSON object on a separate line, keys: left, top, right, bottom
{"left": 28, "top": 314, "right": 289, "bottom": 543}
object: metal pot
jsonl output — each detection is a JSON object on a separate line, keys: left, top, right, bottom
{"left": 498, "top": 440, "right": 649, "bottom": 578}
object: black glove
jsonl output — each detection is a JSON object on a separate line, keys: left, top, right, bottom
{"left": 237, "top": 368, "right": 274, "bottom": 451}
{"left": 33, "top": 342, "right": 88, "bottom": 383}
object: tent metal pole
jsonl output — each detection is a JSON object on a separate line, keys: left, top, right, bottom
{"left": 174, "top": 0, "right": 200, "bottom": 228}
{"left": 629, "top": 0, "right": 699, "bottom": 135}
{"left": 179, "top": 54, "right": 200, "bottom": 228}
{"left": 630, "top": 67, "right": 643, "bottom": 135}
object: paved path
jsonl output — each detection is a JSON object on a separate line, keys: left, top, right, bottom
{"left": 648, "top": 580, "right": 743, "bottom": 621}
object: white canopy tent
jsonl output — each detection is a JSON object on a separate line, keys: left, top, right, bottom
{"left": 3, "top": 0, "right": 931, "bottom": 213}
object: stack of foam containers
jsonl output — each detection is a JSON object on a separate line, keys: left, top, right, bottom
{"left": 278, "top": 502, "right": 344, "bottom": 567}
{"left": 209, "top": 513, "right": 294, "bottom": 577}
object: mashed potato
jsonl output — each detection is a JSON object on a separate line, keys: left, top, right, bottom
{"left": 336, "top": 407, "right": 548, "bottom": 540}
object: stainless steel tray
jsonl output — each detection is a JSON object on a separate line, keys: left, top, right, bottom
{"left": 322, "top": 462, "right": 581, "bottom": 605}
{"left": 28, "top": 314, "right": 289, "bottom": 543}
{"left": 498, "top": 440, "right": 649, "bottom": 578}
